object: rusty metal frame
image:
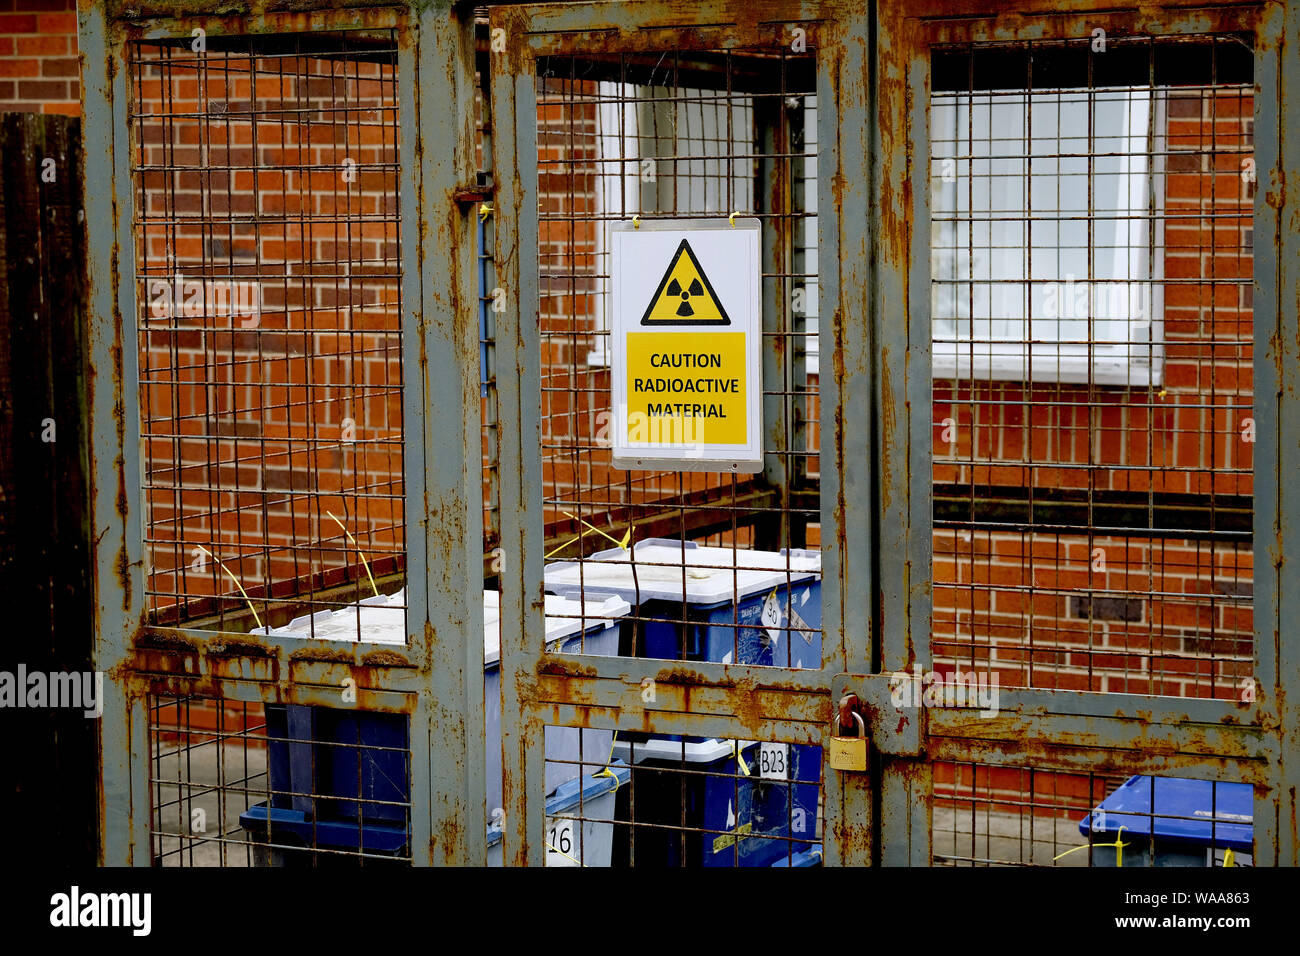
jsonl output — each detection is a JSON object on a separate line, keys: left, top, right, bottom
{"left": 80, "top": 0, "right": 488, "bottom": 864}
{"left": 78, "top": 0, "right": 1297, "bottom": 866}
{"left": 490, "top": 0, "right": 882, "bottom": 865}
{"left": 878, "top": 0, "right": 1298, "bottom": 865}
{"left": 490, "top": 0, "right": 1297, "bottom": 867}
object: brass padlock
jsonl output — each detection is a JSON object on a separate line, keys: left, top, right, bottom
{"left": 829, "top": 711, "right": 868, "bottom": 772}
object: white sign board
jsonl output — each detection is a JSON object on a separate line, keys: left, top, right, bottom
{"left": 609, "top": 218, "right": 762, "bottom": 472}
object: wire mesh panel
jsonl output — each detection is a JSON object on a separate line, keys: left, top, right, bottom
{"left": 933, "top": 762, "right": 1251, "bottom": 867}
{"left": 929, "top": 36, "right": 1255, "bottom": 700}
{"left": 87, "top": 2, "right": 486, "bottom": 866}
{"left": 534, "top": 51, "right": 821, "bottom": 659}
{"left": 149, "top": 694, "right": 413, "bottom": 867}
{"left": 131, "top": 31, "right": 407, "bottom": 636}
{"left": 127, "top": 27, "right": 426, "bottom": 867}
{"left": 519, "top": 45, "right": 825, "bottom": 866}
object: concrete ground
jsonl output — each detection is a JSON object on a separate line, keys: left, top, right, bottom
{"left": 932, "top": 806, "right": 1091, "bottom": 866}
{"left": 152, "top": 738, "right": 267, "bottom": 867}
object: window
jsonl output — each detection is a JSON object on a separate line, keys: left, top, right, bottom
{"left": 931, "top": 86, "right": 1164, "bottom": 386}
{"left": 591, "top": 82, "right": 755, "bottom": 367}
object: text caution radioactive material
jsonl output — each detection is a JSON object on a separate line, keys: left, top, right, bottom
{"left": 610, "top": 218, "right": 762, "bottom": 471}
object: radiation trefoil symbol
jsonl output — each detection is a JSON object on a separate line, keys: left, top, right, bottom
{"left": 640, "top": 239, "right": 731, "bottom": 326}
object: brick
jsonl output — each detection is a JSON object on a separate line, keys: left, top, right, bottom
{"left": 0, "top": 58, "right": 40, "bottom": 78}
{"left": 0, "top": 12, "right": 37, "bottom": 31}
{"left": 36, "top": 10, "right": 76, "bottom": 33}
{"left": 17, "top": 78, "right": 64, "bottom": 100}
{"left": 1167, "top": 95, "right": 1202, "bottom": 118}
{"left": 14, "top": 34, "right": 65, "bottom": 55}
{"left": 40, "top": 56, "right": 77, "bottom": 77}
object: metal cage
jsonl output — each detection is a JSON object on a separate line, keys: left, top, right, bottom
{"left": 81, "top": 0, "right": 1300, "bottom": 866}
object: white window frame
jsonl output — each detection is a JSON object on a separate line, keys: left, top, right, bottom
{"left": 931, "top": 86, "right": 1166, "bottom": 387}
{"left": 591, "top": 83, "right": 755, "bottom": 368}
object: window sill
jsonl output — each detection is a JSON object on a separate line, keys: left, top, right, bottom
{"left": 932, "top": 346, "right": 1163, "bottom": 388}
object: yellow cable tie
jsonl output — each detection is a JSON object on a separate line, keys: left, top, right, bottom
{"left": 728, "top": 211, "right": 739, "bottom": 227}
{"left": 560, "top": 511, "right": 630, "bottom": 550}
{"left": 478, "top": 202, "right": 493, "bottom": 221}
{"left": 631, "top": 214, "right": 640, "bottom": 229}
{"left": 546, "top": 534, "right": 582, "bottom": 559}
{"left": 594, "top": 730, "right": 620, "bottom": 778}
{"left": 1053, "top": 825, "right": 1128, "bottom": 865}
{"left": 544, "top": 840, "right": 584, "bottom": 866}
{"left": 734, "top": 741, "right": 751, "bottom": 776}
{"left": 195, "top": 545, "right": 262, "bottom": 630}
{"left": 326, "top": 510, "right": 379, "bottom": 598}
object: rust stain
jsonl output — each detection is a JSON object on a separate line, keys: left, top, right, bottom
{"left": 879, "top": 344, "right": 895, "bottom": 510}
{"left": 134, "top": 630, "right": 198, "bottom": 652}
{"left": 361, "top": 648, "right": 412, "bottom": 668}
{"left": 539, "top": 658, "right": 597, "bottom": 678}
{"left": 436, "top": 814, "right": 462, "bottom": 865}
{"left": 288, "top": 647, "right": 354, "bottom": 664}
{"left": 204, "top": 636, "right": 276, "bottom": 658}
{"left": 730, "top": 678, "right": 764, "bottom": 735}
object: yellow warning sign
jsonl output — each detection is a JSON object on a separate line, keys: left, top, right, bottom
{"left": 611, "top": 218, "right": 761, "bottom": 470}
{"left": 641, "top": 239, "right": 730, "bottom": 326}
{"left": 625, "top": 331, "right": 747, "bottom": 445}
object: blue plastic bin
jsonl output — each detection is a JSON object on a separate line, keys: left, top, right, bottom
{"left": 252, "top": 589, "right": 629, "bottom": 845}
{"left": 547, "top": 539, "right": 823, "bottom": 865}
{"left": 484, "top": 590, "right": 627, "bottom": 815}
{"left": 1079, "top": 775, "right": 1253, "bottom": 866}
{"left": 486, "top": 763, "right": 630, "bottom": 867}
{"left": 241, "top": 763, "right": 631, "bottom": 867}
{"left": 610, "top": 737, "right": 815, "bottom": 867}
{"left": 771, "top": 844, "right": 823, "bottom": 867}
{"left": 239, "top": 802, "right": 408, "bottom": 866}
{"left": 262, "top": 704, "right": 410, "bottom": 826}
{"left": 545, "top": 538, "right": 822, "bottom": 668}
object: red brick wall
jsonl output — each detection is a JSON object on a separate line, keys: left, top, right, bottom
{"left": 129, "top": 40, "right": 405, "bottom": 625}
{"left": 932, "top": 89, "right": 1255, "bottom": 700}
{"left": 0, "top": 0, "right": 78, "bottom": 114}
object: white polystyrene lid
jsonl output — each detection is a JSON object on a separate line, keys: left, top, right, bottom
{"left": 482, "top": 590, "right": 631, "bottom": 666}
{"left": 543, "top": 540, "right": 821, "bottom": 605}
{"left": 258, "top": 590, "right": 407, "bottom": 645}
{"left": 259, "top": 588, "right": 629, "bottom": 662}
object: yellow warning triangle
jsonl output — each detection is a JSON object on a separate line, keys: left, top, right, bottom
{"left": 640, "top": 239, "right": 730, "bottom": 326}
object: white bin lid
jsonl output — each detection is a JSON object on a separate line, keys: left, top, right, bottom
{"left": 257, "top": 588, "right": 629, "bottom": 665}
{"left": 482, "top": 590, "right": 630, "bottom": 666}
{"left": 544, "top": 539, "right": 821, "bottom": 606}
{"left": 255, "top": 590, "right": 407, "bottom": 645}
{"left": 611, "top": 736, "right": 757, "bottom": 765}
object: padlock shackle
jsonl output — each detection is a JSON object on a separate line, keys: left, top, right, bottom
{"left": 834, "top": 711, "right": 866, "bottom": 738}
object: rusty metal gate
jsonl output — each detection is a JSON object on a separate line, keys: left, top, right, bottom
{"left": 80, "top": 0, "right": 1298, "bottom": 866}
{"left": 82, "top": 1, "right": 487, "bottom": 864}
